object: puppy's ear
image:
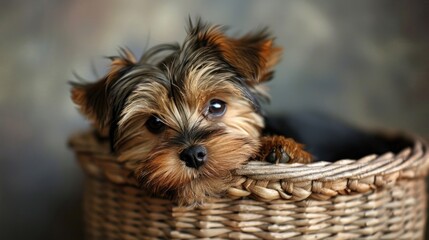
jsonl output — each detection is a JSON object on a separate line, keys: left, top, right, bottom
{"left": 71, "top": 48, "right": 136, "bottom": 132}
{"left": 189, "top": 20, "right": 282, "bottom": 85}
{"left": 219, "top": 30, "right": 282, "bottom": 85}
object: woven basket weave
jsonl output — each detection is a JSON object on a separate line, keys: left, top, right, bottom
{"left": 70, "top": 131, "right": 429, "bottom": 239}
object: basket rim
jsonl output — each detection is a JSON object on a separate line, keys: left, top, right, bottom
{"left": 235, "top": 139, "right": 428, "bottom": 181}
{"left": 69, "top": 130, "right": 429, "bottom": 202}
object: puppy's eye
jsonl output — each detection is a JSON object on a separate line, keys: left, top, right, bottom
{"left": 146, "top": 115, "right": 166, "bottom": 134}
{"left": 207, "top": 99, "right": 226, "bottom": 117}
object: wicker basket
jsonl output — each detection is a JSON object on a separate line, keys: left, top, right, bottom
{"left": 70, "top": 131, "right": 429, "bottom": 239}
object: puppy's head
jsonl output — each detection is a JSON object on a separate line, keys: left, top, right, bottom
{"left": 71, "top": 19, "right": 282, "bottom": 205}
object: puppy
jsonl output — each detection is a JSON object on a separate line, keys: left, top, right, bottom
{"left": 71, "top": 19, "right": 311, "bottom": 205}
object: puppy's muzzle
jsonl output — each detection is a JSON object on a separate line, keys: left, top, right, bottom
{"left": 179, "top": 145, "right": 207, "bottom": 169}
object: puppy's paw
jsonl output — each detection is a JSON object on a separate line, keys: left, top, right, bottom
{"left": 259, "top": 136, "right": 312, "bottom": 164}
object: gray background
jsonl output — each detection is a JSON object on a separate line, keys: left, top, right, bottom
{"left": 1, "top": 1, "right": 428, "bottom": 239}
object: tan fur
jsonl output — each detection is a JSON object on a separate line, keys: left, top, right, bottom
{"left": 259, "top": 136, "right": 313, "bottom": 164}
{"left": 197, "top": 27, "right": 282, "bottom": 84}
{"left": 116, "top": 65, "right": 263, "bottom": 204}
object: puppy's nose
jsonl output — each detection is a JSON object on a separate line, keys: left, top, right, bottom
{"left": 179, "top": 145, "right": 207, "bottom": 169}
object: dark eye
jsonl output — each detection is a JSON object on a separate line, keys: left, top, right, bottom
{"left": 146, "top": 115, "right": 166, "bottom": 134}
{"left": 207, "top": 99, "right": 226, "bottom": 117}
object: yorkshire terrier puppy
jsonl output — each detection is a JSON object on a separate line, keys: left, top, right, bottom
{"left": 71, "top": 19, "right": 312, "bottom": 205}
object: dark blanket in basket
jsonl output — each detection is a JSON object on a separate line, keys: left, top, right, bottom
{"left": 264, "top": 112, "right": 413, "bottom": 162}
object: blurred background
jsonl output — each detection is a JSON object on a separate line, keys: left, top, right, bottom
{"left": 0, "top": 0, "right": 428, "bottom": 239}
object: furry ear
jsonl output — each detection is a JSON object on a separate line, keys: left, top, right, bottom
{"left": 229, "top": 31, "right": 282, "bottom": 84}
{"left": 70, "top": 48, "right": 136, "bottom": 132}
{"left": 189, "top": 19, "right": 282, "bottom": 85}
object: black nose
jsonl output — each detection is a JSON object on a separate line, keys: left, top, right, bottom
{"left": 179, "top": 145, "right": 207, "bottom": 169}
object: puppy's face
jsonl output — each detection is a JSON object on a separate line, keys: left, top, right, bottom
{"left": 72, "top": 20, "right": 281, "bottom": 205}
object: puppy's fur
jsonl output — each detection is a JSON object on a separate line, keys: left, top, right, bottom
{"left": 71, "top": 19, "right": 311, "bottom": 205}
